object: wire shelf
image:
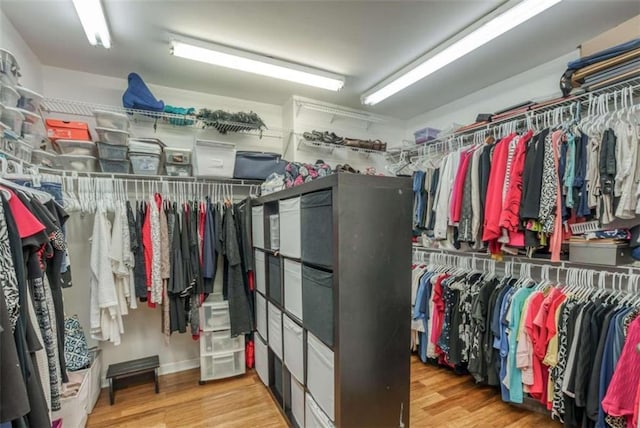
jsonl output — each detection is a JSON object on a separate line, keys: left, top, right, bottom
{"left": 295, "top": 99, "right": 386, "bottom": 125}
{"left": 296, "top": 136, "right": 387, "bottom": 156}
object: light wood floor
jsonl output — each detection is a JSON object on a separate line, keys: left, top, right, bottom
{"left": 87, "top": 356, "right": 560, "bottom": 427}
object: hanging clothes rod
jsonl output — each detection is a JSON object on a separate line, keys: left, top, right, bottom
{"left": 403, "top": 75, "right": 640, "bottom": 157}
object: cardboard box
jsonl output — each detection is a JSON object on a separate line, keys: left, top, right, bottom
{"left": 580, "top": 15, "right": 640, "bottom": 57}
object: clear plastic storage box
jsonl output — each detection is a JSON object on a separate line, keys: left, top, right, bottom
{"left": 18, "top": 109, "right": 41, "bottom": 125}
{"left": 93, "top": 110, "right": 129, "bottom": 131}
{"left": 129, "top": 153, "right": 160, "bottom": 175}
{"left": 99, "top": 159, "right": 130, "bottom": 174}
{"left": 31, "top": 150, "right": 57, "bottom": 168}
{"left": 16, "top": 86, "right": 43, "bottom": 113}
{"left": 128, "top": 138, "right": 163, "bottom": 155}
{"left": 96, "top": 141, "right": 128, "bottom": 160}
{"left": 0, "top": 84, "right": 19, "bottom": 107}
{"left": 1, "top": 106, "right": 24, "bottom": 134}
{"left": 53, "top": 139, "right": 97, "bottom": 156}
{"left": 56, "top": 154, "right": 98, "bottom": 172}
{"left": 95, "top": 127, "right": 129, "bottom": 145}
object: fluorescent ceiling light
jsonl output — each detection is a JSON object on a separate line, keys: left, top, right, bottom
{"left": 72, "top": 0, "right": 111, "bottom": 48}
{"left": 170, "top": 38, "right": 345, "bottom": 91}
{"left": 361, "top": 0, "right": 563, "bottom": 105}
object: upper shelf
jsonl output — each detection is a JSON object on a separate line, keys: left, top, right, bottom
{"left": 294, "top": 99, "right": 387, "bottom": 129}
{"left": 296, "top": 136, "right": 387, "bottom": 156}
{"left": 41, "top": 98, "right": 282, "bottom": 139}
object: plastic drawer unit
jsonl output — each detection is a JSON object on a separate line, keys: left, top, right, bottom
{"left": 301, "top": 190, "right": 333, "bottom": 268}
{"left": 200, "top": 301, "right": 231, "bottom": 331}
{"left": 268, "top": 254, "right": 282, "bottom": 305}
{"left": 291, "top": 377, "right": 305, "bottom": 428}
{"left": 302, "top": 265, "right": 333, "bottom": 347}
{"left": 200, "top": 350, "right": 245, "bottom": 381}
{"left": 255, "top": 332, "right": 269, "bottom": 386}
{"left": 200, "top": 330, "right": 244, "bottom": 356}
{"left": 283, "top": 259, "right": 303, "bottom": 321}
{"left": 307, "top": 332, "right": 335, "bottom": 421}
{"left": 278, "top": 197, "right": 301, "bottom": 258}
{"left": 267, "top": 302, "right": 283, "bottom": 359}
{"left": 251, "top": 205, "right": 265, "bottom": 249}
{"left": 305, "top": 392, "right": 335, "bottom": 428}
{"left": 283, "top": 314, "right": 304, "bottom": 383}
{"left": 255, "top": 292, "right": 267, "bottom": 340}
{"left": 254, "top": 249, "right": 266, "bottom": 295}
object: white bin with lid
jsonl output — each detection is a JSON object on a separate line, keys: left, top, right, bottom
{"left": 194, "top": 139, "right": 236, "bottom": 178}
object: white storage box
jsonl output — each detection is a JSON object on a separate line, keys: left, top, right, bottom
{"left": 194, "top": 139, "right": 236, "bottom": 178}
{"left": 307, "top": 332, "right": 335, "bottom": 421}
{"left": 283, "top": 314, "right": 304, "bottom": 383}
{"left": 1, "top": 106, "right": 24, "bottom": 134}
{"left": 255, "top": 250, "right": 266, "bottom": 294}
{"left": 255, "top": 332, "right": 269, "bottom": 386}
{"left": 130, "top": 153, "right": 160, "bottom": 175}
{"left": 291, "top": 377, "right": 305, "bottom": 428}
{"left": 16, "top": 86, "right": 43, "bottom": 113}
{"left": 279, "top": 197, "right": 301, "bottom": 258}
{"left": 93, "top": 110, "right": 129, "bottom": 131}
{"left": 255, "top": 291, "right": 267, "bottom": 340}
{"left": 268, "top": 302, "right": 283, "bottom": 359}
{"left": 269, "top": 214, "right": 280, "bottom": 250}
{"left": 56, "top": 154, "right": 97, "bottom": 172}
{"left": 252, "top": 205, "right": 264, "bottom": 249}
{"left": 31, "top": 150, "right": 57, "bottom": 169}
{"left": 306, "top": 392, "right": 335, "bottom": 428}
{"left": 200, "top": 349, "right": 245, "bottom": 381}
{"left": 284, "top": 259, "right": 303, "bottom": 321}
{"left": 53, "top": 139, "right": 97, "bottom": 156}
{"left": 201, "top": 300, "right": 230, "bottom": 331}
{"left": 95, "top": 126, "right": 129, "bottom": 145}
{"left": 129, "top": 138, "right": 163, "bottom": 155}
{"left": 200, "top": 330, "right": 244, "bottom": 356}
{"left": 0, "top": 84, "right": 19, "bottom": 107}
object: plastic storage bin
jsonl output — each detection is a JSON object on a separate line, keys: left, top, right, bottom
{"left": 0, "top": 84, "right": 19, "bottom": 107}
{"left": 166, "top": 164, "right": 192, "bottom": 177}
{"left": 283, "top": 314, "right": 304, "bottom": 383}
{"left": 20, "top": 120, "right": 45, "bottom": 146}
{"left": 53, "top": 139, "right": 97, "bottom": 156}
{"left": 55, "top": 155, "right": 97, "bottom": 172}
{"left": 255, "top": 332, "right": 268, "bottom": 386}
{"left": 284, "top": 259, "right": 302, "bottom": 321}
{"left": 96, "top": 141, "right": 128, "bottom": 160}
{"left": 267, "top": 302, "right": 283, "bottom": 359}
{"left": 291, "top": 378, "right": 305, "bottom": 428}
{"left": 18, "top": 109, "right": 40, "bottom": 125}
{"left": 302, "top": 265, "right": 333, "bottom": 347}
{"left": 129, "top": 138, "right": 163, "bottom": 155}
{"left": 16, "top": 86, "right": 43, "bottom": 113}
{"left": 14, "top": 139, "right": 33, "bottom": 162}
{"left": 252, "top": 206, "right": 265, "bottom": 249}
{"left": 130, "top": 153, "right": 160, "bottom": 175}
{"left": 200, "top": 350, "right": 244, "bottom": 381}
{"left": 268, "top": 254, "right": 282, "bottom": 305}
{"left": 255, "top": 292, "right": 267, "bottom": 340}
{"left": 0, "top": 49, "right": 20, "bottom": 85}
{"left": 279, "top": 197, "right": 301, "bottom": 258}
{"left": 201, "top": 301, "right": 230, "bottom": 331}
{"left": 200, "top": 330, "right": 244, "bottom": 356}
{"left": 31, "top": 150, "right": 57, "bottom": 168}
{"left": 414, "top": 126, "right": 440, "bottom": 144}
{"left": 305, "top": 392, "right": 335, "bottom": 428}
{"left": 165, "top": 147, "right": 192, "bottom": 176}
{"left": 1, "top": 106, "right": 24, "bottom": 133}
{"left": 307, "top": 332, "right": 335, "bottom": 421}
{"left": 93, "top": 110, "right": 129, "bottom": 131}
{"left": 255, "top": 250, "right": 266, "bottom": 295}
{"left": 194, "top": 139, "right": 236, "bottom": 178}
{"left": 269, "top": 214, "right": 280, "bottom": 250}
{"left": 99, "top": 159, "right": 130, "bottom": 174}
{"left": 95, "top": 127, "right": 129, "bottom": 145}
{"left": 46, "top": 119, "right": 91, "bottom": 141}
{"left": 301, "top": 190, "right": 333, "bottom": 268}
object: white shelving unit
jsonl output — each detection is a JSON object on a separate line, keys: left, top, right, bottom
{"left": 198, "top": 297, "right": 246, "bottom": 384}
{"left": 296, "top": 136, "right": 387, "bottom": 157}
{"left": 294, "top": 99, "right": 387, "bottom": 130}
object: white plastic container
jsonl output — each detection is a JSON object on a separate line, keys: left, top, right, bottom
{"left": 130, "top": 153, "right": 160, "bottom": 175}
{"left": 201, "top": 301, "right": 230, "bottom": 331}
{"left": 267, "top": 302, "right": 283, "bottom": 359}
{"left": 14, "top": 139, "right": 33, "bottom": 162}
{"left": 53, "top": 139, "right": 97, "bottom": 156}
{"left": 200, "top": 350, "right": 244, "bottom": 381}
{"left": 93, "top": 110, "right": 130, "bottom": 131}
{"left": 307, "top": 332, "right": 335, "bottom": 421}
{"left": 269, "top": 214, "right": 280, "bottom": 250}
{"left": 1, "top": 106, "right": 24, "bottom": 134}
{"left": 255, "top": 292, "right": 267, "bottom": 340}
{"left": 252, "top": 205, "right": 264, "bottom": 249}
{"left": 99, "top": 159, "right": 130, "bottom": 174}
{"left": 16, "top": 86, "right": 43, "bottom": 113}
{"left": 284, "top": 259, "right": 303, "bottom": 321}
{"left": 279, "top": 197, "right": 301, "bottom": 258}
{"left": 194, "top": 139, "right": 236, "bottom": 177}
{"left": 18, "top": 108, "right": 41, "bottom": 125}
{"left": 283, "top": 314, "right": 304, "bottom": 383}
{"left": 129, "top": 138, "right": 163, "bottom": 155}
{"left": 96, "top": 141, "right": 128, "bottom": 160}
{"left": 306, "top": 393, "right": 335, "bottom": 428}
{"left": 255, "top": 332, "right": 269, "bottom": 386}
{"left": 0, "top": 84, "right": 19, "bottom": 107}
{"left": 31, "top": 150, "right": 57, "bottom": 169}
{"left": 200, "top": 330, "right": 244, "bottom": 356}
{"left": 291, "top": 377, "right": 305, "bottom": 428}
{"left": 95, "top": 127, "right": 129, "bottom": 145}
{"left": 0, "top": 49, "right": 20, "bottom": 85}
{"left": 255, "top": 250, "right": 266, "bottom": 295}
{"left": 56, "top": 154, "right": 97, "bottom": 172}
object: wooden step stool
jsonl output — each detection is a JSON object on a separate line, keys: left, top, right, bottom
{"left": 106, "top": 355, "right": 160, "bottom": 405}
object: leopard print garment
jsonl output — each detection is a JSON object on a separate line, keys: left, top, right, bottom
{"left": 0, "top": 199, "right": 19, "bottom": 332}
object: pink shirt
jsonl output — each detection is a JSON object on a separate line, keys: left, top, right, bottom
{"left": 449, "top": 149, "right": 473, "bottom": 224}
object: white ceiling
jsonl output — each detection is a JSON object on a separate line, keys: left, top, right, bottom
{"left": 2, "top": 0, "right": 639, "bottom": 119}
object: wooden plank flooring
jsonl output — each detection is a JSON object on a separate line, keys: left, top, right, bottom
{"left": 87, "top": 356, "right": 560, "bottom": 427}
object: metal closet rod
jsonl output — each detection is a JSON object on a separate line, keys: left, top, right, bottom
{"left": 412, "top": 246, "right": 640, "bottom": 291}
{"left": 403, "top": 75, "right": 640, "bottom": 156}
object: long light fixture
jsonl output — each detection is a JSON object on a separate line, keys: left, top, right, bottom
{"left": 361, "top": 0, "right": 564, "bottom": 105}
{"left": 72, "top": 0, "right": 111, "bottom": 49}
{"left": 170, "top": 37, "right": 345, "bottom": 91}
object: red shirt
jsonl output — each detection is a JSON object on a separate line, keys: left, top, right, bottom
{"left": 3, "top": 187, "right": 46, "bottom": 239}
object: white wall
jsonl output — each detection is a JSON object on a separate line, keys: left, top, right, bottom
{"left": 0, "top": 9, "right": 43, "bottom": 92}
{"left": 406, "top": 50, "right": 580, "bottom": 136}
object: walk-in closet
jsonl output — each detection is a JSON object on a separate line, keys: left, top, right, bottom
{"left": 1, "top": 1, "right": 639, "bottom": 427}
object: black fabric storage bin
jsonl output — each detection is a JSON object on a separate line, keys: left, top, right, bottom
{"left": 268, "top": 254, "right": 282, "bottom": 305}
{"left": 301, "top": 190, "right": 333, "bottom": 268}
{"left": 234, "top": 151, "right": 286, "bottom": 180}
{"left": 302, "top": 265, "right": 333, "bottom": 347}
